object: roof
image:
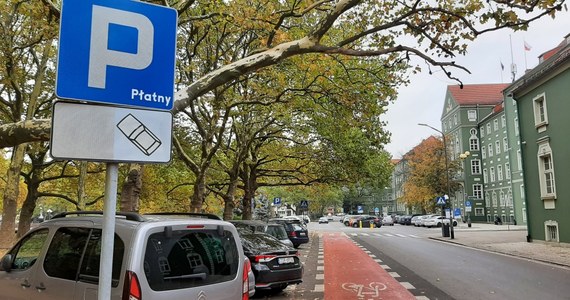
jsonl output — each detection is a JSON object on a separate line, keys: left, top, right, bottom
{"left": 448, "top": 84, "right": 509, "bottom": 106}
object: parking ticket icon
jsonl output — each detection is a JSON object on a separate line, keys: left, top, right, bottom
{"left": 117, "top": 114, "right": 161, "bottom": 155}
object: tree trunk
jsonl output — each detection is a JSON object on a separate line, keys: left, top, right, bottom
{"left": 17, "top": 180, "right": 39, "bottom": 238}
{"left": 77, "top": 161, "right": 88, "bottom": 210}
{"left": 120, "top": 164, "right": 142, "bottom": 212}
{"left": 0, "top": 144, "right": 26, "bottom": 250}
{"left": 190, "top": 174, "right": 206, "bottom": 212}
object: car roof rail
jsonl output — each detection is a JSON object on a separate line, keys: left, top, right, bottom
{"left": 143, "top": 212, "right": 222, "bottom": 220}
{"left": 51, "top": 211, "right": 145, "bottom": 222}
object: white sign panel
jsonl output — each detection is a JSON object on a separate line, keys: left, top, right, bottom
{"left": 50, "top": 101, "right": 172, "bottom": 163}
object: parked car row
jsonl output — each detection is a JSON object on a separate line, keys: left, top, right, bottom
{"left": 0, "top": 211, "right": 306, "bottom": 300}
{"left": 340, "top": 214, "right": 390, "bottom": 228}
{"left": 396, "top": 214, "right": 459, "bottom": 228}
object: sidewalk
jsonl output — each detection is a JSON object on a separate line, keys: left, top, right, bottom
{"left": 428, "top": 223, "right": 570, "bottom": 268}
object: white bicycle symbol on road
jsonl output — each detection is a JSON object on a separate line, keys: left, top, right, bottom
{"left": 342, "top": 282, "right": 388, "bottom": 299}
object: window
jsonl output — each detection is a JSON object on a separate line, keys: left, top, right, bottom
{"left": 483, "top": 169, "right": 488, "bottom": 182}
{"left": 499, "top": 191, "right": 505, "bottom": 206}
{"left": 471, "top": 160, "right": 481, "bottom": 174}
{"left": 474, "top": 208, "right": 484, "bottom": 216}
{"left": 473, "top": 184, "right": 483, "bottom": 198}
{"left": 514, "top": 117, "right": 519, "bottom": 136}
{"left": 43, "top": 228, "right": 124, "bottom": 285}
{"left": 537, "top": 141, "right": 556, "bottom": 198}
{"left": 495, "top": 141, "right": 501, "bottom": 154}
{"left": 481, "top": 127, "right": 485, "bottom": 137}
{"left": 503, "top": 137, "right": 508, "bottom": 152}
{"left": 493, "top": 119, "right": 499, "bottom": 131}
{"left": 488, "top": 144, "right": 493, "bottom": 157}
{"left": 7, "top": 229, "right": 49, "bottom": 271}
{"left": 454, "top": 114, "right": 458, "bottom": 125}
{"left": 533, "top": 93, "right": 548, "bottom": 127}
{"left": 501, "top": 115, "right": 506, "bottom": 128}
{"left": 469, "top": 137, "right": 479, "bottom": 151}
{"left": 537, "top": 141, "right": 555, "bottom": 196}
{"left": 490, "top": 167, "right": 495, "bottom": 182}
{"left": 505, "top": 163, "right": 511, "bottom": 180}
{"left": 492, "top": 192, "right": 497, "bottom": 206}
{"left": 497, "top": 165, "right": 503, "bottom": 181}
{"left": 468, "top": 110, "right": 477, "bottom": 121}
{"left": 482, "top": 146, "right": 486, "bottom": 159}
{"left": 517, "top": 150, "right": 522, "bottom": 171}
{"left": 485, "top": 192, "right": 490, "bottom": 207}
{"left": 545, "top": 221, "right": 558, "bottom": 242}
{"left": 144, "top": 228, "right": 240, "bottom": 291}
{"left": 486, "top": 123, "right": 491, "bottom": 134}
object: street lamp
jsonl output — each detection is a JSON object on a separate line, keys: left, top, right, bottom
{"left": 418, "top": 123, "right": 454, "bottom": 239}
{"left": 459, "top": 151, "right": 471, "bottom": 227}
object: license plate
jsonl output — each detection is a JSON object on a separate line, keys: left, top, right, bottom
{"left": 278, "top": 257, "right": 295, "bottom": 264}
{"left": 299, "top": 232, "right": 306, "bottom": 236}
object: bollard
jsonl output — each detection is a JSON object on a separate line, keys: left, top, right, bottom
{"left": 370, "top": 222, "right": 373, "bottom": 229}
{"left": 359, "top": 220, "right": 362, "bottom": 228}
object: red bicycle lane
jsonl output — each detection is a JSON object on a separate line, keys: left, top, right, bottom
{"left": 323, "top": 232, "right": 416, "bottom": 300}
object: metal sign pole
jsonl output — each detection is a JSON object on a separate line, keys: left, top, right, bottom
{"left": 98, "top": 163, "right": 118, "bottom": 300}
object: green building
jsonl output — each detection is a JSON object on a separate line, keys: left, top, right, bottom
{"left": 441, "top": 84, "right": 508, "bottom": 223}
{"left": 505, "top": 34, "right": 570, "bottom": 243}
{"left": 479, "top": 103, "right": 516, "bottom": 224}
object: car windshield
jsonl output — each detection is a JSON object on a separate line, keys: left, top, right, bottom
{"left": 265, "top": 225, "right": 288, "bottom": 240}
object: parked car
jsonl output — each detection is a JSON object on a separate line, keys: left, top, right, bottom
{"left": 342, "top": 215, "right": 355, "bottom": 226}
{"left": 352, "top": 215, "right": 381, "bottom": 228}
{"left": 238, "top": 232, "right": 303, "bottom": 292}
{"left": 230, "top": 220, "right": 294, "bottom": 248}
{"left": 269, "top": 218, "right": 309, "bottom": 248}
{"left": 382, "top": 215, "right": 394, "bottom": 226}
{"left": 424, "top": 215, "right": 459, "bottom": 228}
{"left": 318, "top": 217, "right": 329, "bottom": 224}
{"left": 0, "top": 211, "right": 254, "bottom": 300}
{"left": 418, "top": 214, "right": 438, "bottom": 227}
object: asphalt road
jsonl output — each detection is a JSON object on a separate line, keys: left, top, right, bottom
{"left": 258, "top": 219, "right": 570, "bottom": 299}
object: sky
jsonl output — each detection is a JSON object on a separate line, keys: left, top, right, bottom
{"left": 384, "top": 9, "right": 570, "bottom": 159}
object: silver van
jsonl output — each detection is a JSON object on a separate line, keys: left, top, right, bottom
{"left": 0, "top": 211, "right": 255, "bottom": 300}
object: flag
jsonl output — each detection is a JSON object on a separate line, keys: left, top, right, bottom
{"left": 500, "top": 61, "right": 504, "bottom": 71}
{"left": 524, "top": 41, "right": 532, "bottom": 51}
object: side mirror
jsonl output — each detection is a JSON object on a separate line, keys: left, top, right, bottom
{"left": 1, "top": 254, "right": 13, "bottom": 272}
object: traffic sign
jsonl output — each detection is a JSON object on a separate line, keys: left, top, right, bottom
{"left": 56, "top": 0, "right": 177, "bottom": 110}
{"left": 50, "top": 101, "right": 172, "bottom": 163}
{"left": 299, "top": 200, "right": 309, "bottom": 209}
{"left": 465, "top": 200, "right": 472, "bottom": 207}
{"left": 273, "top": 197, "right": 282, "bottom": 206}
{"left": 436, "top": 196, "right": 446, "bottom": 205}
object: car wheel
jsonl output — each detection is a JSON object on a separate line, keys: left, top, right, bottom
{"left": 344, "top": 221, "right": 349, "bottom": 226}
{"left": 353, "top": 223, "right": 358, "bottom": 228}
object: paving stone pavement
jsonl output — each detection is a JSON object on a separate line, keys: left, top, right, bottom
{"left": 428, "top": 223, "right": 570, "bottom": 268}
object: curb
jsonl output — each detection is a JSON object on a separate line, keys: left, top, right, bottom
{"left": 428, "top": 236, "right": 570, "bottom": 269}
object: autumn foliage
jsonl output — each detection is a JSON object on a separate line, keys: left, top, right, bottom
{"left": 402, "top": 136, "right": 449, "bottom": 213}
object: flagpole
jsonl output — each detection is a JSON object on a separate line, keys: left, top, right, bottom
{"left": 509, "top": 35, "right": 516, "bottom": 82}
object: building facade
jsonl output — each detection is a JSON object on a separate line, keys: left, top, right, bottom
{"left": 479, "top": 103, "right": 516, "bottom": 224}
{"left": 506, "top": 34, "right": 570, "bottom": 243}
{"left": 440, "top": 84, "right": 508, "bottom": 222}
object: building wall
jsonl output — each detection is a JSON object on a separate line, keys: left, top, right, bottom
{"left": 503, "top": 96, "right": 527, "bottom": 225}
{"left": 479, "top": 109, "right": 515, "bottom": 224}
{"left": 515, "top": 65, "right": 570, "bottom": 243}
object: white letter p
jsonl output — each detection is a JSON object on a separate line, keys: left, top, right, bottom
{"left": 88, "top": 5, "right": 154, "bottom": 89}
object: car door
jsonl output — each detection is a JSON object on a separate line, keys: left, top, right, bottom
{"left": 32, "top": 227, "right": 91, "bottom": 300}
{"left": 0, "top": 228, "right": 49, "bottom": 300}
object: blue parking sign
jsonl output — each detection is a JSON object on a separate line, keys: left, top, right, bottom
{"left": 56, "top": 0, "right": 177, "bottom": 110}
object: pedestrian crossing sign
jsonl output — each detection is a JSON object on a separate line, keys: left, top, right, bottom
{"left": 436, "top": 196, "right": 446, "bottom": 205}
